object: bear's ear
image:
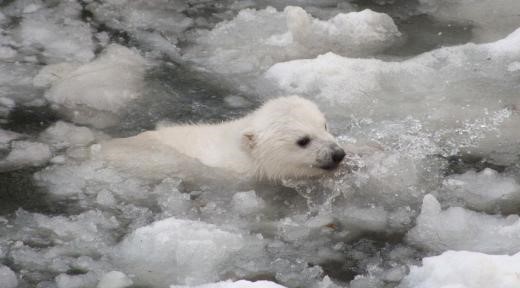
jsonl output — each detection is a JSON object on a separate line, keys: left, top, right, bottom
{"left": 241, "top": 130, "right": 256, "bottom": 152}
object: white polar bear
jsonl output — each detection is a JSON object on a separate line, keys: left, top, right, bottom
{"left": 99, "top": 96, "right": 346, "bottom": 181}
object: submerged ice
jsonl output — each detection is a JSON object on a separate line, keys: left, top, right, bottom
{"left": 1, "top": 0, "right": 520, "bottom": 288}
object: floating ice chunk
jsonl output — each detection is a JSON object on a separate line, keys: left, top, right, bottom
{"left": 97, "top": 271, "right": 133, "bottom": 288}
{"left": 286, "top": 7, "right": 401, "bottom": 56}
{"left": 0, "top": 62, "right": 41, "bottom": 105}
{"left": 50, "top": 155, "right": 67, "bottom": 164}
{"left": 96, "top": 190, "right": 117, "bottom": 207}
{"left": 0, "top": 47, "right": 16, "bottom": 60}
{"left": 338, "top": 205, "right": 413, "bottom": 234}
{"left": 2, "top": 0, "right": 43, "bottom": 18}
{"left": 132, "top": 30, "right": 181, "bottom": 59}
{"left": 507, "top": 61, "right": 520, "bottom": 72}
{"left": 42, "top": 44, "right": 147, "bottom": 128}
{"left": 87, "top": 0, "right": 191, "bottom": 58}
{"left": 0, "top": 265, "right": 18, "bottom": 288}
{"left": 0, "top": 141, "right": 51, "bottom": 172}
{"left": 55, "top": 272, "right": 98, "bottom": 288}
{"left": 418, "top": 0, "right": 520, "bottom": 42}
{"left": 22, "top": 3, "right": 41, "bottom": 13}
{"left": 184, "top": 6, "right": 400, "bottom": 76}
{"left": 16, "top": 0, "right": 95, "bottom": 63}
{"left": 154, "top": 178, "right": 192, "bottom": 216}
{"left": 406, "top": 194, "right": 520, "bottom": 254}
{"left": 113, "top": 217, "right": 245, "bottom": 286}
{"left": 0, "top": 129, "right": 21, "bottom": 147}
{"left": 33, "top": 210, "right": 119, "bottom": 246}
{"left": 34, "top": 159, "right": 144, "bottom": 198}
{"left": 88, "top": 0, "right": 191, "bottom": 36}
{"left": 40, "top": 121, "right": 96, "bottom": 150}
{"left": 170, "top": 280, "right": 287, "bottom": 288}
{"left": 400, "top": 250, "right": 520, "bottom": 288}
{"left": 442, "top": 168, "right": 520, "bottom": 212}
{"left": 339, "top": 206, "right": 388, "bottom": 233}
{"left": 232, "top": 191, "right": 266, "bottom": 215}
{"left": 33, "top": 63, "right": 81, "bottom": 88}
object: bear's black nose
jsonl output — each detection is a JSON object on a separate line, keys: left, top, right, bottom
{"left": 332, "top": 148, "right": 346, "bottom": 163}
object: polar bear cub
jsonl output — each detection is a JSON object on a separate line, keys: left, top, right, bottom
{"left": 101, "top": 96, "right": 346, "bottom": 180}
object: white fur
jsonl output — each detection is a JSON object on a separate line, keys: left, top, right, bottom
{"left": 100, "top": 96, "right": 342, "bottom": 181}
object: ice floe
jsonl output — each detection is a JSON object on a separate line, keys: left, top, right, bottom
{"left": 406, "top": 194, "right": 520, "bottom": 254}
{"left": 40, "top": 45, "right": 148, "bottom": 128}
{"left": 400, "top": 250, "right": 520, "bottom": 288}
{"left": 0, "top": 265, "right": 18, "bottom": 288}
{"left": 113, "top": 217, "right": 246, "bottom": 286}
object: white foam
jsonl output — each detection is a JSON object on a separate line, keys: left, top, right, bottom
{"left": 406, "top": 194, "right": 520, "bottom": 254}
{"left": 401, "top": 250, "right": 520, "bottom": 288}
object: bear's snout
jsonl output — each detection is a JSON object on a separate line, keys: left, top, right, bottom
{"left": 332, "top": 146, "right": 346, "bottom": 164}
{"left": 318, "top": 144, "right": 346, "bottom": 170}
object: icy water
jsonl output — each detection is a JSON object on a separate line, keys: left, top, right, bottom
{"left": 1, "top": 0, "right": 520, "bottom": 288}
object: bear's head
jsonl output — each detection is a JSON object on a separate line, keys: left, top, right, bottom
{"left": 242, "top": 96, "right": 346, "bottom": 180}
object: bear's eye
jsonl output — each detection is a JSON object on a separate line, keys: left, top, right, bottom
{"left": 296, "top": 136, "right": 311, "bottom": 148}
